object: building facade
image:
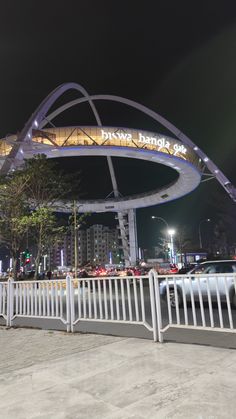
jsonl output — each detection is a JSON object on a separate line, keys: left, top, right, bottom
{"left": 51, "top": 224, "right": 120, "bottom": 268}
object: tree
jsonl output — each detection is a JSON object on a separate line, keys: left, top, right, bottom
{"left": 21, "top": 154, "right": 79, "bottom": 209}
{"left": 0, "top": 154, "right": 82, "bottom": 278}
{"left": 0, "top": 172, "right": 30, "bottom": 279}
{"left": 21, "top": 208, "right": 66, "bottom": 277}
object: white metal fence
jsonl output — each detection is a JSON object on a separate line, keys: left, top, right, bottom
{"left": 2, "top": 270, "right": 236, "bottom": 343}
{"left": 69, "top": 276, "right": 156, "bottom": 337}
{"left": 153, "top": 270, "right": 236, "bottom": 342}
{"left": 0, "top": 282, "right": 8, "bottom": 323}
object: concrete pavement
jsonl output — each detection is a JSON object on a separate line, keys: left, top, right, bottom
{"left": 0, "top": 327, "right": 235, "bottom": 418}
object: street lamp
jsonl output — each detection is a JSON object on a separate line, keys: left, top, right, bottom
{"left": 198, "top": 219, "right": 211, "bottom": 249}
{"left": 167, "top": 229, "right": 176, "bottom": 263}
{"left": 74, "top": 202, "right": 83, "bottom": 279}
{"left": 152, "top": 216, "right": 174, "bottom": 261}
{"left": 152, "top": 216, "right": 170, "bottom": 260}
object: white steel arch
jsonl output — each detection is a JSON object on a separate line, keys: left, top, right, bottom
{"left": 39, "top": 91, "right": 236, "bottom": 202}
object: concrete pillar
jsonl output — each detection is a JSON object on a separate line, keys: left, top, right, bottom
{"left": 128, "top": 209, "right": 138, "bottom": 266}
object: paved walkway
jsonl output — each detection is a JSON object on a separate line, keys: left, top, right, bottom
{"left": 0, "top": 327, "right": 235, "bottom": 418}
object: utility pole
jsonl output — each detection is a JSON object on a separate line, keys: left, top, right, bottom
{"left": 74, "top": 200, "right": 78, "bottom": 280}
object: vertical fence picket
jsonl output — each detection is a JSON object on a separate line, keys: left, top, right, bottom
{"left": 109, "top": 279, "right": 114, "bottom": 320}
{"left": 181, "top": 277, "right": 188, "bottom": 326}
{"left": 114, "top": 279, "right": 120, "bottom": 320}
{"left": 224, "top": 276, "right": 233, "bottom": 329}
{"left": 78, "top": 280, "right": 82, "bottom": 319}
{"left": 215, "top": 276, "right": 223, "bottom": 328}
{"left": 173, "top": 277, "right": 180, "bottom": 325}
{"left": 0, "top": 284, "right": 2, "bottom": 314}
{"left": 188, "top": 276, "right": 197, "bottom": 326}
{"left": 59, "top": 282, "right": 63, "bottom": 319}
{"left": 92, "top": 280, "right": 97, "bottom": 319}
{"left": 120, "top": 279, "right": 126, "bottom": 321}
{"left": 133, "top": 278, "right": 140, "bottom": 322}
{"left": 139, "top": 278, "right": 145, "bottom": 323}
{"left": 46, "top": 282, "right": 50, "bottom": 316}
{"left": 15, "top": 283, "right": 18, "bottom": 315}
{"left": 88, "top": 281, "right": 92, "bottom": 318}
{"left": 166, "top": 280, "right": 172, "bottom": 325}
{"left": 82, "top": 280, "right": 86, "bottom": 318}
{"left": 38, "top": 283, "right": 42, "bottom": 316}
{"left": 103, "top": 279, "right": 108, "bottom": 320}
{"left": 55, "top": 281, "right": 59, "bottom": 317}
{"left": 98, "top": 280, "right": 103, "bottom": 319}
{"left": 34, "top": 283, "right": 37, "bottom": 316}
{"left": 197, "top": 277, "right": 206, "bottom": 327}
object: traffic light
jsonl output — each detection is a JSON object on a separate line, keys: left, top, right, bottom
{"left": 22, "top": 249, "right": 30, "bottom": 265}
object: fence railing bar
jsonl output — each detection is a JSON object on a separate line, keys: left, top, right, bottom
{"left": 19, "top": 284, "right": 22, "bottom": 315}
{"left": 197, "top": 277, "right": 206, "bottom": 327}
{"left": 38, "top": 283, "right": 42, "bottom": 316}
{"left": 188, "top": 276, "right": 197, "bottom": 326}
{"left": 103, "top": 279, "right": 108, "bottom": 320}
{"left": 224, "top": 277, "right": 233, "bottom": 329}
{"left": 23, "top": 284, "right": 26, "bottom": 315}
{"left": 181, "top": 277, "right": 188, "bottom": 326}
{"left": 139, "top": 278, "right": 145, "bottom": 323}
{"left": 114, "top": 279, "right": 120, "bottom": 320}
{"left": 126, "top": 279, "right": 133, "bottom": 322}
{"left": 98, "top": 280, "right": 103, "bottom": 319}
{"left": 206, "top": 277, "right": 214, "bottom": 328}
{"left": 46, "top": 282, "right": 50, "bottom": 316}
{"left": 166, "top": 280, "right": 172, "bottom": 325}
{"left": 82, "top": 280, "right": 86, "bottom": 319}
{"left": 0, "top": 285, "right": 2, "bottom": 314}
{"left": 30, "top": 283, "right": 34, "bottom": 316}
{"left": 133, "top": 278, "right": 140, "bottom": 322}
{"left": 215, "top": 276, "right": 223, "bottom": 328}
{"left": 78, "top": 280, "right": 82, "bottom": 319}
{"left": 34, "top": 283, "right": 37, "bottom": 316}
{"left": 88, "top": 281, "right": 92, "bottom": 318}
{"left": 173, "top": 277, "right": 180, "bottom": 325}
{"left": 120, "top": 279, "right": 126, "bottom": 321}
{"left": 15, "top": 283, "right": 18, "bottom": 315}
{"left": 92, "top": 280, "right": 97, "bottom": 319}
{"left": 55, "top": 281, "right": 59, "bottom": 317}
{"left": 109, "top": 279, "right": 114, "bottom": 321}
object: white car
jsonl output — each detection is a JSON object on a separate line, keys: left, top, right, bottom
{"left": 159, "top": 260, "right": 236, "bottom": 307}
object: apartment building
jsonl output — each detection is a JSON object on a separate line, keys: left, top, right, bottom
{"left": 51, "top": 224, "right": 120, "bottom": 268}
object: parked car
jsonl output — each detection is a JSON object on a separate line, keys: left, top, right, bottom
{"left": 160, "top": 260, "right": 236, "bottom": 307}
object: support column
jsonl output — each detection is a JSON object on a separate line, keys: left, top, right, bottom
{"left": 128, "top": 209, "right": 138, "bottom": 266}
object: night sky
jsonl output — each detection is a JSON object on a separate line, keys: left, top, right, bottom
{"left": 1, "top": 1, "right": 236, "bottom": 249}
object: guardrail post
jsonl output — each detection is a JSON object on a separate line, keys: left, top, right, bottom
{"left": 70, "top": 279, "right": 75, "bottom": 333}
{"left": 153, "top": 270, "right": 164, "bottom": 343}
{"left": 66, "top": 276, "right": 71, "bottom": 332}
{"left": 7, "top": 278, "right": 13, "bottom": 327}
{"left": 149, "top": 270, "right": 158, "bottom": 342}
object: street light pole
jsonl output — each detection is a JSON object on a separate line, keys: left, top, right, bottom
{"left": 151, "top": 216, "right": 170, "bottom": 261}
{"left": 198, "top": 219, "right": 211, "bottom": 249}
{"left": 167, "top": 229, "right": 175, "bottom": 263}
{"left": 74, "top": 201, "right": 78, "bottom": 280}
{"left": 74, "top": 202, "right": 83, "bottom": 279}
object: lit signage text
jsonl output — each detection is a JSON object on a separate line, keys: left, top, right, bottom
{"left": 101, "top": 129, "right": 187, "bottom": 155}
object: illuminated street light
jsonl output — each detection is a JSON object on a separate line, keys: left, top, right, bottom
{"left": 167, "top": 229, "right": 176, "bottom": 263}
{"left": 151, "top": 216, "right": 172, "bottom": 261}
{"left": 199, "top": 218, "right": 211, "bottom": 249}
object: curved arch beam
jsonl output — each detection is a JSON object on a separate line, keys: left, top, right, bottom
{"left": 42, "top": 94, "right": 236, "bottom": 202}
{"left": 1, "top": 83, "right": 103, "bottom": 174}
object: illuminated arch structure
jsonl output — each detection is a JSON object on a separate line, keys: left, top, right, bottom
{"left": 1, "top": 83, "right": 235, "bottom": 266}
